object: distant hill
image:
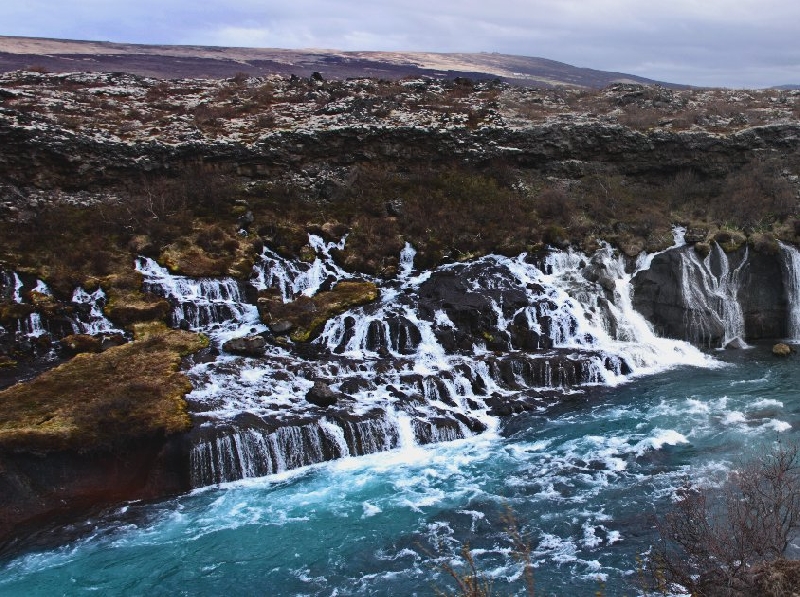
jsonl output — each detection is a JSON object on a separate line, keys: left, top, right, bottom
{"left": 0, "top": 35, "right": 679, "bottom": 88}
{"left": 774, "top": 84, "right": 800, "bottom": 90}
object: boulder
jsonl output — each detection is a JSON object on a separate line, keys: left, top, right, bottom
{"left": 268, "top": 320, "right": 293, "bottom": 335}
{"left": 305, "top": 380, "right": 338, "bottom": 407}
{"left": 60, "top": 334, "right": 102, "bottom": 354}
{"left": 222, "top": 335, "right": 267, "bottom": 356}
{"left": 773, "top": 343, "right": 791, "bottom": 357}
{"left": 725, "top": 337, "right": 748, "bottom": 350}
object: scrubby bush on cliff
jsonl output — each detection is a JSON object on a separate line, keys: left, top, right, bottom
{"left": 648, "top": 442, "right": 800, "bottom": 596}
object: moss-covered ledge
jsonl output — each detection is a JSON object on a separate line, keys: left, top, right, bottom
{"left": 0, "top": 326, "right": 208, "bottom": 552}
{"left": 257, "top": 280, "right": 380, "bottom": 343}
{"left": 0, "top": 327, "right": 208, "bottom": 453}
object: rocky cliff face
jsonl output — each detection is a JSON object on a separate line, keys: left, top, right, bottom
{"left": 632, "top": 242, "right": 792, "bottom": 347}
{"left": 1, "top": 75, "right": 798, "bottom": 192}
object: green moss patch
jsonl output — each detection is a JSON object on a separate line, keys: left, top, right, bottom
{"left": 0, "top": 329, "right": 208, "bottom": 453}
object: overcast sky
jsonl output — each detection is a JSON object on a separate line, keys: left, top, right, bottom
{"left": 2, "top": 0, "right": 799, "bottom": 87}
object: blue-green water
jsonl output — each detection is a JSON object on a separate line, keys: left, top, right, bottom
{"left": 2, "top": 345, "right": 798, "bottom": 596}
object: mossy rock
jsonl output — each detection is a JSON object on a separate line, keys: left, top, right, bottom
{"left": 0, "top": 302, "right": 35, "bottom": 325}
{"left": 694, "top": 242, "right": 711, "bottom": 258}
{"left": 60, "top": 334, "right": 102, "bottom": 354}
{"left": 713, "top": 229, "right": 747, "bottom": 253}
{"left": 748, "top": 232, "right": 779, "bottom": 255}
{"left": 227, "top": 254, "right": 257, "bottom": 279}
{"left": 299, "top": 245, "right": 317, "bottom": 263}
{"left": 104, "top": 289, "right": 171, "bottom": 327}
{"left": 160, "top": 243, "right": 233, "bottom": 277}
{"left": 773, "top": 343, "right": 792, "bottom": 357}
{"left": 258, "top": 281, "right": 379, "bottom": 342}
{"left": 617, "top": 234, "right": 646, "bottom": 258}
{"left": 0, "top": 328, "right": 208, "bottom": 453}
{"left": 684, "top": 226, "right": 711, "bottom": 244}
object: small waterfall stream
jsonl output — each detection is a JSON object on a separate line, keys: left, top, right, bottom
{"left": 779, "top": 241, "right": 800, "bottom": 340}
{"left": 675, "top": 243, "right": 748, "bottom": 347}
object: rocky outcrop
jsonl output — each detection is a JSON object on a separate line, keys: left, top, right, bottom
{"left": 257, "top": 280, "right": 379, "bottom": 342}
{"left": 222, "top": 334, "right": 267, "bottom": 356}
{"left": 0, "top": 435, "right": 189, "bottom": 553}
{"left": 305, "top": 380, "right": 339, "bottom": 407}
{"left": 632, "top": 244, "right": 788, "bottom": 345}
{"left": 0, "top": 329, "right": 207, "bottom": 549}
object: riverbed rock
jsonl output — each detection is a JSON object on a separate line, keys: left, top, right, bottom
{"left": 305, "top": 380, "right": 339, "bottom": 407}
{"left": 773, "top": 342, "right": 791, "bottom": 356}
{"left": 725, "top": 337, "right": 748, "bottom": 350}
{"left": 222, "top": 334, "right": 267, "bottom": 356}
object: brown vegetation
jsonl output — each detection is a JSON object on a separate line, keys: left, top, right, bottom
{"left": 649, "top": 443, "right": 800, "bottom": 596}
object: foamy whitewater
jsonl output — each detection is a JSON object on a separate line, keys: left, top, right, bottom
{"left": 2, "top": 237, "right": 800, "bottom": 595}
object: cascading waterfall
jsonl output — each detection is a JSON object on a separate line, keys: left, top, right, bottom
{"left": 182, "top": 236, "right": 715, "bottom": 487}
{"left": 70, "top": 287, "right": 121, "bottom": 335}
{"left": 779, "top": 241, "right": 800, "bottom": 341}
{"left": 675, "top": 243, "right": 748, "bottom": 347}
{"left": 136, "top": 256, "right": 262, "bottom": 341}
{"left": 251, "top": 234, "right": 351, "bottom": 301}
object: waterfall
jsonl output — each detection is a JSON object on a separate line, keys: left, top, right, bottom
{"left": 18, "top": 312, "right": 46, "bottom": 337}
{"left": 170, "top": 241, "right": 716, "bottom": 488}
{"left": 136, "top": 257, "right": 262, "bottom": 341}
{"left": 398, "top": 242, "right": 416, "bottom": 278}
{"left": 251, "top": 234, "right": 351, "bottom": 301}
{"left": 674, "top": 243, "right": 748, "bottom": 348}
{"left": 189, "top": 414, "right": 404, "bottom": 486}
{"left": 779, "top": 241, "right": 800, "bottom": 340}
{"left": 70, "top": 287, "right": 121, "bottom": 335}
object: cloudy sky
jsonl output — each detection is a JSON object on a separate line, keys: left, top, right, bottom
{"left": 2, "top": 0, "right": 799, "bottom": 87}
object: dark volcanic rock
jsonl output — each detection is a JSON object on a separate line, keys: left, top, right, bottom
{"left": 633, "top": 245, "right": 787, "bottom": 344}
{"left": 305, "top": 380, "right": 339, "bottom": 407}
{"left": 417, "top": 260, "right": 550, "bottom": 352}
{"left": 0, "top": 435, "right": 190, "bottom": 554}
{"left": 222, "top": 334, "right": 267, "bottom": 356}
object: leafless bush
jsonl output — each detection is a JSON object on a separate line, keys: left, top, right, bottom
{"left": 431, "top": 507, "right": 534, "bottom": 597}
{"left": 650, "top": 442, "right": 800, "bottom": 596}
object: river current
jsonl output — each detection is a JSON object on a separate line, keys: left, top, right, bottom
{"left": 2, "top": 345, "right": 797, "bottom": 596}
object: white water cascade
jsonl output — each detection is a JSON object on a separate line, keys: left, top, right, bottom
{"left": 184, "top": 238, "right": 716, "bottom": 487}
{"left": 675, "top": 243, "right": 748, "bottom": 347}
{"left": 251, "top": 234, "right": 351, "bottom": 301}
{"left": 136, "top": 257, "right": 263, "bottom": 342}
{"left": 70, "top": 287, "right": 122, "bottom": 335}
{"left": 779, "top": 241, "right": 800, "bottom": 341}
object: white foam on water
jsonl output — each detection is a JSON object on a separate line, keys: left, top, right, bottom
{"left": 633, "top": 429, "right": 689, "bottom": 456}
{"left": 722, "top": 411, "right": 747, "bottom": 425}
